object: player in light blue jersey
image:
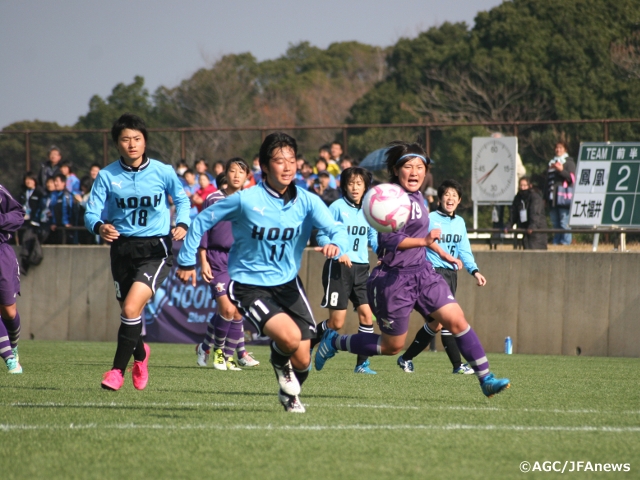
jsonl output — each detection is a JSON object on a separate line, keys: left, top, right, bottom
{"left": 313, "top": 167, "right": 379, "bottom": 374}
{"left": 176, "top": 132, "right": 348, "bottom": 413}
{"left": 84, "top": 113, "right": 191, "bottom": 392}
{"left": 397, "top": 179, "right": 487, "bottom": 374}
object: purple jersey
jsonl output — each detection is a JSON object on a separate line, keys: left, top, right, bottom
{"left": 199, "top": 190, "right": 234, "bottom": 270}
{"left": 0, "top": 185, "right": 25, "bottom": 245}
{"left": 377, "top": 189, "right": 429, "bottom": 269}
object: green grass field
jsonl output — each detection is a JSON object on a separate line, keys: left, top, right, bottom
{"left": 1, "top": 341, "right": 639, "bottom": 480}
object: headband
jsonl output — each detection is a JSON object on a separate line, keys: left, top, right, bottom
{"left": 396, "top": 153, "right": 429, "bottom": 165}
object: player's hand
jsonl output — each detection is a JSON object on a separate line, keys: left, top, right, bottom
{"left": 554, "top": 161, "right": 564, "bottom": 171}
{"left": 99, "top": 223, "right": 120, "bottom": 242}
{"left": 201, "top": 261, "right": 213, "bottom": 283}
{"left": 442, "top": 253, "right": 462, "bottom": 270}
{"left": 171, "top": 226, "right": 187, "bottom": 241}
{"left": 176, "top": 267, "right": 197, "bottom": 286}
{"left": 474, "top": 272, "right": 487, "bottom": 286}
{"left": 427, "top": 228, "right": 441, "bottom": 244}
{"left": 315, "top": 244, "right": 340, "bottom": 258}
{"left": 338, "top": 254, "right": 352, "bottom": 267}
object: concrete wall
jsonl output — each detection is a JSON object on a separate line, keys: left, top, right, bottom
{"left": 14, "top": 246, "right": 640, "bottom": 357}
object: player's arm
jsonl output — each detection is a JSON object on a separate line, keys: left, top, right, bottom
{"left": 0, "top": 188, "right": 25, "bottom": 232}
{"left": 176, "top": 194, "right": 239, "bottom": 285}
{"left": 456, "top": 224, "right": 484, "bottom": 284}
{"left": 198, "top": 248, "right": 213, "bottom": 283}
{"left": 84, "top": 173, "right": 119, "bottom": 242}
{"left": 367, "top": 224, "right": 378, "bottom": 254}
{"left": 315, "top": 202, "right": 346, "bottom": 262}
{"left": 310, "top": 195, "right": 349, "bottom": 259}
{"left": 165, "top": 166, "right": 191, "bottom": 240}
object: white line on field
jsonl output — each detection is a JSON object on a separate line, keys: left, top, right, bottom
{"left": 1, "top": 423, "right": 639, "bottom": 433}
{"left": 5, "top": 401, "right": 640, "bottom": 416}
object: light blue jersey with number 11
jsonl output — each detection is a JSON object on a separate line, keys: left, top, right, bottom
{"left": 177, "top": 181, "right": 349, "bottom": 286}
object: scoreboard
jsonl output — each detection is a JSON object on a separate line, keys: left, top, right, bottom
{"left": 569, "top": 142, "right": 640, "bottom": 227}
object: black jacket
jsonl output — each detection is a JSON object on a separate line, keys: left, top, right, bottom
{"left": 544, "top": 157, "right": 576, "bottom": 208}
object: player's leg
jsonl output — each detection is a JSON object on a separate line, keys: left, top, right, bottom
{"left": 213, "top": 295, "right": 237, "bottom": 370}
{"left": 0, "top": 245, "right": 21, "bottom": 373}
{"left": 316, "top": 267, "right": 413, "bottom": 370}
{"left": 430, "top": 303, "right": 510, "bottom": 397}
{"left": 224, "top": 310, "right": 245, "bottom": 371}
{"left": 229, "top": 281, "right": 304, "bottom": 398}
{"left": 0, "top": 304, "right": 20, "bottom": 374}
{"left": 398, "top": 320, "right": 440, "bottom": 372}
{"left": 234, "top": 314, "right": 260, "bottom": 367}
{"left": 311, "top": 258, "right": 344, "bottom": 350}
{"left": 353, "top": 304, "right": 377, "bottom": 374}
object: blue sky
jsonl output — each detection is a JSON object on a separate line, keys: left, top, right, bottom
{"left": 0, "top": 0, "right": 503, "bottom": 128}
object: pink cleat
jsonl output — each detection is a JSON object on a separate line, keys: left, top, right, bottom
{"left": 101, "top": 369, "right": 124, "bottom": 391}
{"left": 132, "top": 343, "right": 150, "bottom": 390}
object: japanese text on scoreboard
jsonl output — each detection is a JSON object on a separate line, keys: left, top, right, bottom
{"left": 570, "top": 142, "right": 640, "bottom": 227}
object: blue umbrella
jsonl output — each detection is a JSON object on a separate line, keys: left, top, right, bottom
{"left": 359, "top": 148, "right": 389, "bottom": 171}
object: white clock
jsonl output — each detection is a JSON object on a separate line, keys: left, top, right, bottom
{"left": 471, "top": 137, "right": 518, "bottom": 203}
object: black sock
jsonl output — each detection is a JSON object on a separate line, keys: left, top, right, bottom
{"left": 403, "top": 324, "right": 436, "bottom": 361}
{"left": 441, "top": 330, "right": 462, "bottom": 369}
{"left": 132, "top": 335, "right": 146, "bottom": 362}
{"left": 113, "top": 316, "right": 142, "bottom": 373}
{"left": 270, "top": 341, "right": 291, "bottom": 368}
{"left": 293, "top": 365, "right": 310, "bottom": 386}
{"left": 310, "top": 320, "right": 328, "bottom": 349}
{"left": 356, "top": 323, "right": 374, "bottom": 366}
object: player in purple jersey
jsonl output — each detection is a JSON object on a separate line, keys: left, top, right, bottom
{"left": 315, "top": 141, "right": 510, "bottom": 398}
{"left": 195, "top": 158, "right": 259, "bottom": 371}
{"left": 0, "top": 185, "right": 25, "bottom": 374}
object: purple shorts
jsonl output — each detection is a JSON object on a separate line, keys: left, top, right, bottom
{"left": 366, "top": 263, "right": 456, "bottom": 336}
{"left": 0, "top": 244, "right": 20, "bottom": 305}
{"left": 209, "top": 269, "right": 231, "bottom": 298}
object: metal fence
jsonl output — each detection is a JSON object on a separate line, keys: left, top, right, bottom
{"left": 3, "top": 117, "right": 640, "bottom": 171}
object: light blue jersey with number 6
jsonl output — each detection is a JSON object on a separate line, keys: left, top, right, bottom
{"left": 427, "top": 209, "right": 478, "bottom": 274}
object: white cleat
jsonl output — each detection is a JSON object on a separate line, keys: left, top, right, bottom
{"left": 271, "top": 359, "right": 300, "bottom": 396}
{"left": 278, "top": 389, "right": 305, "bottom": 413}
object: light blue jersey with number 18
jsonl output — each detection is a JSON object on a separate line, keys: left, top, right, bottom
{"left": 84, "top": 157, "right": 191, "bottom": 236}
{"left": 177, "top": 181, "right": 349, "bottom": 286}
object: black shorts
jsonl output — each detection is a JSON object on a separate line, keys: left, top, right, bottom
{"left": 435, "top": 267, "right": 458, "bottom": 296}
{"left": 228, "top": 277, "right": 316, "bottom": 340}
{"left": 110, "top": 235, "right": 173, "bottom": 301}
{"left": 427, "top": 267, "right": 458, "bottom": 325}
{"left": 320, "top": 260, "right": 370, "bottom": 310}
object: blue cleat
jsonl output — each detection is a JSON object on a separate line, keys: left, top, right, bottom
{"left": 480, "top": 373, "right": 511, "bottom": 397}
{"left": 314, "top": 329, "right": 338, "bottom": 371}
{"left": 354, "top": 359, "right": 377, "bottom": 374}
{"left": 6, "top": 357, "right": 22, "bottom": 374}
{"left": 397, "top": 355, "right": 414, "bottom": 373}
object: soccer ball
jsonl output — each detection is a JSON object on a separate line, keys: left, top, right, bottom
{"left": 362, "top": 183, "right": 411, "bottom": 233}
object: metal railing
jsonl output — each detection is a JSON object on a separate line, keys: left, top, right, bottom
{"left": 3, "top": 117, "right": 640, "bottom": 171}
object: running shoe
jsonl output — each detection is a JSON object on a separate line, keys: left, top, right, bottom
{"left": 5, "top": 357, "right": 22, "bottom": 374}
{"left": 237, "top": 352, "right": 259, "bottom": 367}
{"left": 11, "top": 346, "right": 19, "bottom": 363}
{"left": 397, "top": 355, "right": 414, "bottom": 373}
{"left": 453, "top": 363, "right": 475, "bottom": 375}
{"left": 480, "top": 373, "right": 511, "bottom": 398}
{"left": 132, "top": 343, "right": 150, "bottom": 390}
{"left": 270, "top": 359, "right": 300, "bottom": 396}
{"left": 226, "top": 358, "right": 242, "bottom": 371}
{"left": 278, "top": 389, "right": 306, "bottom": 413}
{"left": 195, "top": 343, "right": 210, "bottom": 367}
{"left": 212, "top": 348, "right": 227, "bottom": 371}
{"left": 101, "top": 368, "right": 124, "bottom": 390}
{"left": 314, "top": 329, "right": 338, "bottom": 371}
{"left": 354, "top": 359, "right": 377, "bottom": 374}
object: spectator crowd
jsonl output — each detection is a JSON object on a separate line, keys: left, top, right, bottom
{"left": 11, "top": 138, "right": 574, "bottom": 252}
